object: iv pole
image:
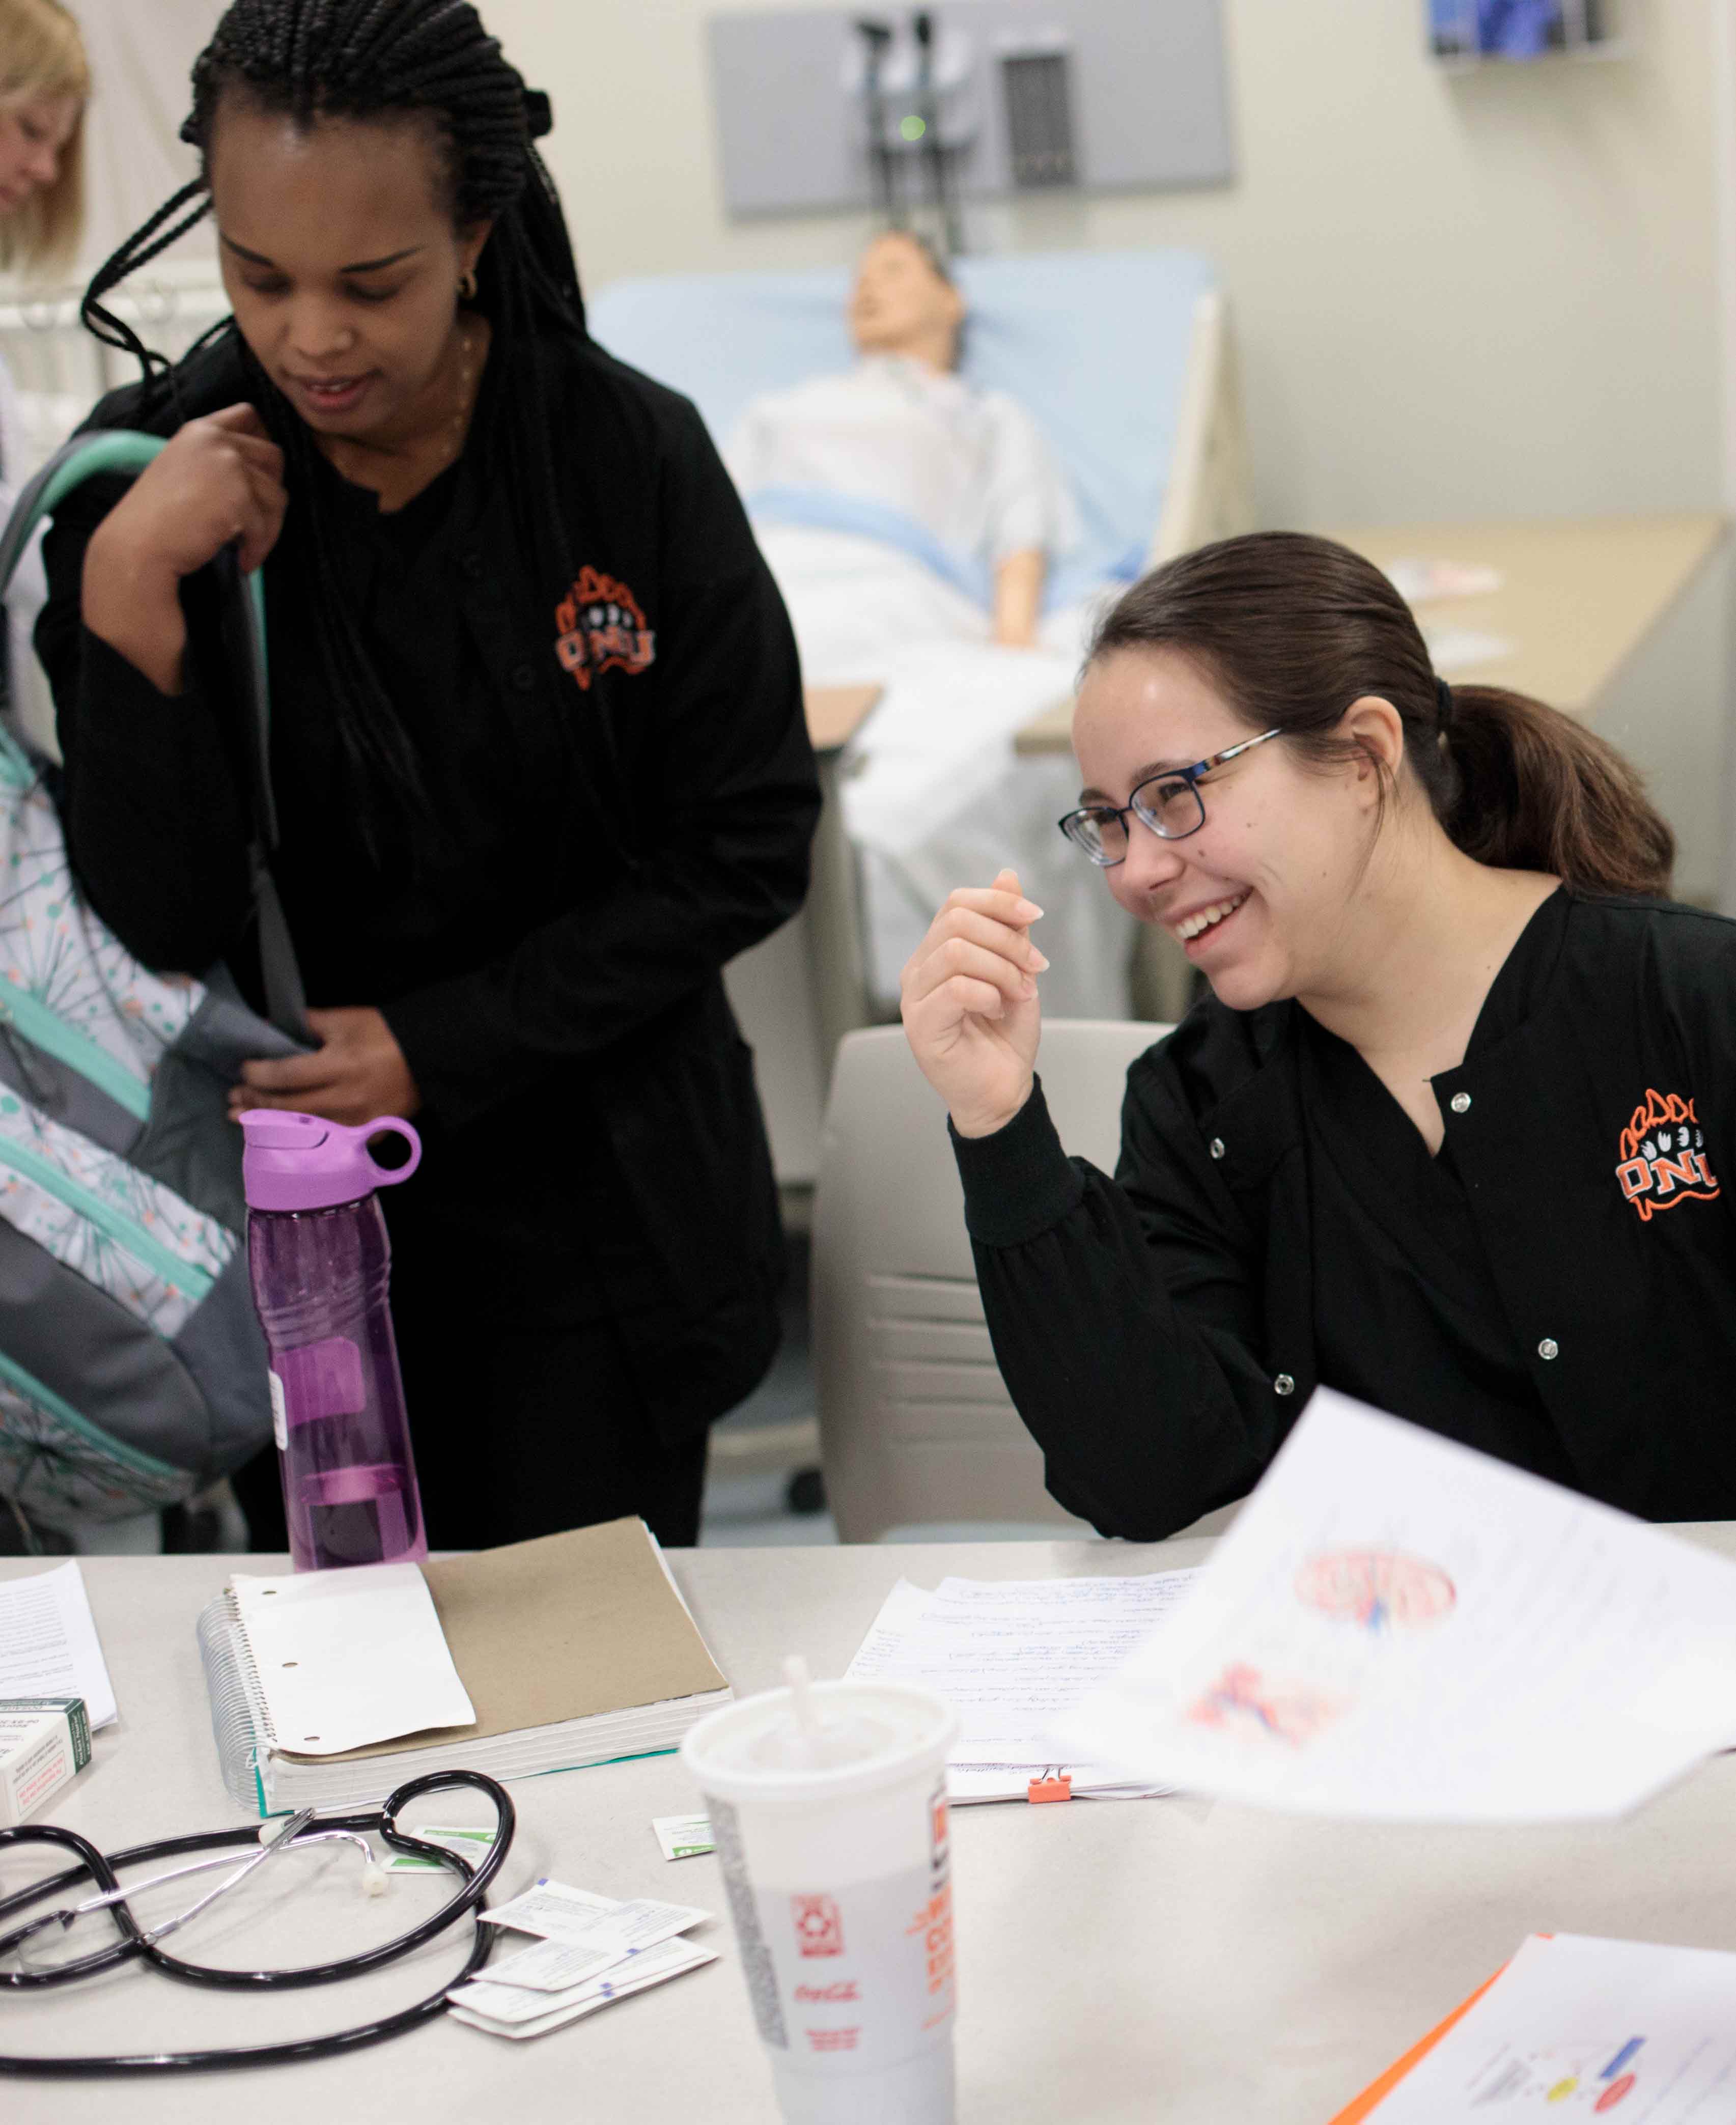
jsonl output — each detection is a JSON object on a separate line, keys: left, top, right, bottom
{"left": 912, "top": 12, "right": 963, "bottom": 256}
{"left": 854, "top": 18, "right": 901, "bottom": 228}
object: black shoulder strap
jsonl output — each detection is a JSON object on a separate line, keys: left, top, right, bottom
{"left": 208, "top": 542, "right": 307, "bottom": 1042}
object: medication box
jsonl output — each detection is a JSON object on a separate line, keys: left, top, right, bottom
{"left": 0, "top": 1695, "right": 91, "bottom": 1826}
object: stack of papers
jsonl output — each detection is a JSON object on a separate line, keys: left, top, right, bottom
{"left": 199, "top": 1519, "right": 733, "bottom": 1814}
{"left": 1334, "top": 1933, "right": 1736, "bottom": 2121}
{"left": 449, "top": 1879, "right": 716, "bottom": 2040}
{"left": 846, "top": 1571, "right": 1197, "bottom": 1802}
{"left": 1054, "top": 1388, "right": 1736, "bottom": 1822}
{"left": 0, "top": 1560, "right": 117, "bottom": 1727}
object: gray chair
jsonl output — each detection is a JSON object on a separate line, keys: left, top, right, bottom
{"left": 812, "top": 1020, "right": 1171, "bottom": 1543}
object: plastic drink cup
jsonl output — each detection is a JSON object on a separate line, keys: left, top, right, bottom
{"left": 240, "top": 1111, "right": 426, "bottom": 1573}
{"left": 681, "top": 1670, "right": 958, "bottom": 2125}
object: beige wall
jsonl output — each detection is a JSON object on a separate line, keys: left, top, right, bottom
{"left": 490, "top": 0, "right": 1723, "bottom": 532}
{"left": 47, "top": 0, "right": 1728, "bottom": 527}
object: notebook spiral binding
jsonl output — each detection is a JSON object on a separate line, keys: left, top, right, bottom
{"left": 195, "top": 1590, "right": 279, "bottom": 1818}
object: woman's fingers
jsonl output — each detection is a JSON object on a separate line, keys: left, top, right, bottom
{"left": 235, "top": 491, "right": 288, "bottom": 573}
{"left": 939, "top": 883, "right": 1044, "bottom": 931}
{"left": 222, "top": 427, "right": 284, "bottom": 470}
{"left": 208, "top": 402, "right": 270, "bottom": 440}
{"left": 239, "top": 1048, "right": 336, "bottom": 1094}
{"left": 920, "top": 933, "right": 1035, "bottom": 1008}
{"left": 901, "top": 877, "right": 1044, "bottom": 1138}
{"left": 231, "top": 455, "right": 289, "bottom": 570}
{"left": 932, "top": 904, "right": 1051, "bottom": 972}
{"left": 918, "top": 973, "right": 1013, "bottom": 1023}
{"left": 904, "top": 908, "right": 1047, "bottom": 1012}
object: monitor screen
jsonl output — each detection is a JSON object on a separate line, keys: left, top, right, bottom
{"left": 1430, "top": 1, "right": 1611, "bottom": 59}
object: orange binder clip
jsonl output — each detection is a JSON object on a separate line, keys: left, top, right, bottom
{"left": 1026, "top": 1769, "right": 1072, "bottom": 1804}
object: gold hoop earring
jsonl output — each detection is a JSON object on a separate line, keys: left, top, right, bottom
{"left": 458, "top": 267, "right": 479, "bottom": 301}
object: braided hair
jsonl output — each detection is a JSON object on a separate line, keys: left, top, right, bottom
{"left": 79, "top": 0, "right": 585, "bottom": 852}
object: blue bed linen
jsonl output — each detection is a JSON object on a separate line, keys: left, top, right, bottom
{"left": 743, "top": 485, "right": 993, "bottom": 607}
{"left": 586, "top": 249, "right": 1218, "bottom": 611}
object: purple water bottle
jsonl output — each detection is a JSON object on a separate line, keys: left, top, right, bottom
{"left": 240, "top": 1110, "right": 427, "bottom": 1572}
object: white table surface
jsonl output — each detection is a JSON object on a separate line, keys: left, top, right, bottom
{"left": 5, "top": 1529, "right": 1736, "bottom": 2122}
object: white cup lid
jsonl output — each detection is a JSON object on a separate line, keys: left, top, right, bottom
{"left": 682, "top": 1680, "right": 955, "bottom": 1805}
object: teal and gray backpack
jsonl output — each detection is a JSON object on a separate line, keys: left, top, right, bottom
{"left": 0, "top": 431, "right": 309, "bottom": 1542}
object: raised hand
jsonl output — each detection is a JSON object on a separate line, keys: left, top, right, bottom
{"left": 83, "top": 403, "right": 288, "bottom": 695}
{"left": 900, "top": 867, "right": 1048, "bottom": 1138}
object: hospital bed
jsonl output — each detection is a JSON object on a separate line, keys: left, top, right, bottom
{"left": 587, "top": 250, "right": 1254, "bottom": 1183}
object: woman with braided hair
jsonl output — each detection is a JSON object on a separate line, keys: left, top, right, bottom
{"left": 35, "top": 0, "right": 819, "bottom": 1550}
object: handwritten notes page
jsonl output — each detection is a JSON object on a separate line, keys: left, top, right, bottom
{"left": 1346, "top": 1933, "right": 1736, "bottom": 2121}
{"left": 846, "top": 1571, "right": 1197, "bottom": 1801}
{"left": 0, "top": 1559, "right": 117, "bottom": 1727}
{"left": 1054, "top": 1389, "right": 1736, "bottom": 1823}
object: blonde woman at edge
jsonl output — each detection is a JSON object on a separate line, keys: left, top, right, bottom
{"left": 0, "top": 0, "right": 87, "bottom": 739}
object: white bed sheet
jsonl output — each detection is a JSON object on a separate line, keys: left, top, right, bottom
{"left": 759, "top": 523, "right": 1136, "bottom": 1016}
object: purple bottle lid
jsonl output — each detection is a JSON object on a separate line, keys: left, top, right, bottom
{"left": 240, "top": 1110, "right": 423, "bottom": 1213}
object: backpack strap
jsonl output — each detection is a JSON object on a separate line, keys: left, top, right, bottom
{"left": 0, "top": 430, "right": 310, "bottom": 1044}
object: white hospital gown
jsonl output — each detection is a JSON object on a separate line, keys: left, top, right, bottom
{"left": 726, "top": 355, "right": 1078, "bottom": 582}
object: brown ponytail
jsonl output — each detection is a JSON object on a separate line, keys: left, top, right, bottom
{"left": 1088, "top": 533, "right": 1675, "bottom": 899}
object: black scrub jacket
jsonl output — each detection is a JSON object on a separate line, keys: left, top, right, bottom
{"left": 36, "top": 326, "right": 821, "bottom": 1437}
{"left": 954, "top": 887, "right": 1736, "bottom": 1537}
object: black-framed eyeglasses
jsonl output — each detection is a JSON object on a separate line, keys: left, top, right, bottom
{"left": 1056, "top": 728, "right": 1285, "bottom": 866}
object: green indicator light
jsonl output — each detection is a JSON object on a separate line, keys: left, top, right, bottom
{"left": 899, "top": 114, "right": 926, "bottom": 141}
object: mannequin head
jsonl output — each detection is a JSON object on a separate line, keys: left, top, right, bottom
{"left": 848, "top": 231, "right": 964, "bottom": 373}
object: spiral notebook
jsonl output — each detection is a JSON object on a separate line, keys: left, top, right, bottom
{"left": 196, "top": 1518, "right": 732, "bottom": 1816}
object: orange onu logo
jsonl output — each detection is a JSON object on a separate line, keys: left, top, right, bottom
{"left": 1615, "top": 1089, "right": 1719, "bottom": 1222}
{"left": 554, "top": 566, "right": 656, "bottom": 691}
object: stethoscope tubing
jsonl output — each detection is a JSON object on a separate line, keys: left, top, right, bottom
{"left": 0, "top": 1768, "right": 516, "bottom": 2075}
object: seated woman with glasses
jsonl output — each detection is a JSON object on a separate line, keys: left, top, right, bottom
{"left": 899, "top": 530, "right": 1736, "bottom": 1535}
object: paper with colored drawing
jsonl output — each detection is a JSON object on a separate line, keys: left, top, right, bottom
{"left": 1052, "top": 1389, "right": 1736, "bottom": 1822}
{"left": 1351, "top": 1933, "right": 1736, "bottom": 2119}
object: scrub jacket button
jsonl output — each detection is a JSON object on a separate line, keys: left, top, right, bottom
{"left": 1537, "top": 1337, "right": 1559, "bottom": 1360}
{"left": 1209, "top": 1137, "right": 1226, "bottom": 1160}
{"left": 511, "top": 662, "right": 537, "bottom": 691}
{"left": 1450, "top": 1092, "right": 1471, "bottom": 1114}
{"left": 1274, "top": 1373, "right": 1295, "bottom": 1396}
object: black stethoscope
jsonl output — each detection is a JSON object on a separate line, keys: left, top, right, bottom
{"left": 0, "top": 1769, "right": 515, "bottom": 2077}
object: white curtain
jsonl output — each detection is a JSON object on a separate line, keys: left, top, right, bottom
{"left": 72, "top": 0, "right": 225, "bottom": 275}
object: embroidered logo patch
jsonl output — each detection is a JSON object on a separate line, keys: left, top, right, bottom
{"left": 554, "top": 567, "right": 656, "bottom": 691}
{"left": 1615, "top": 1088, "right": 1719, "bottom": 1222}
